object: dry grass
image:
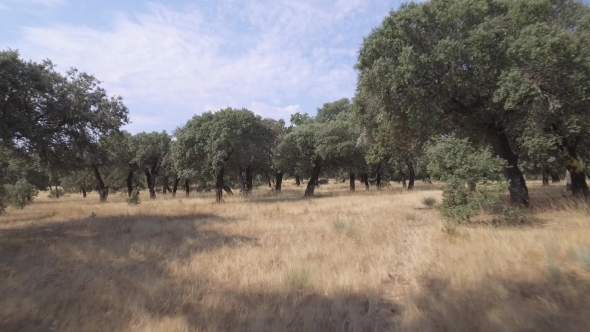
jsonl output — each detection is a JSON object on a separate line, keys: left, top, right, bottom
{"left": 0, "top": 180, "right": 589, "bottom": 331}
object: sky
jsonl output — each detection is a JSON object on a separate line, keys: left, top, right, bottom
{"left": 1, "top": 0, "right": 409, "bottom": 133}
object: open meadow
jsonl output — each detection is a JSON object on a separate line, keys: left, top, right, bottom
{"left": 1, "top": 181, "right": 589, "bottom": 331}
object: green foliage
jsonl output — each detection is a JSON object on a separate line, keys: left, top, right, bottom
{"left": 288, "top": 267, "right": 311, "bottom": 292}
{"left": 576, "top": 247, "right": 590, "bottom": 271}
{"left": 427, "top": 136, "right": 508, "bottom": 224}
{"left": 405, "top": 212, "right": 416, "bottom": 221}
{"left": 4, "top": 179, "right": 38, "bottom": 209}
{"left": 0, "top": 50, "right": 129, "bottom": 168}
{"left": 333, "top": 218, "right": 355, "bottom": 234}
{"left": 421, "top": 197, "right": 437, "bottom": 208}
{"left": 47, "top": 188, "right": 65, "bottom": 199}
{"left": 126, "top": 188, "right": 141, "bottom": 206}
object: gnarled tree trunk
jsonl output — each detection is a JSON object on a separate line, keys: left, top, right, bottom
{"left": 246, "top": 165, "right": 253, "bottom": 192}
{"left": 487, "top": 127, "right": 529, "bottom": 206}
{"left": 542, "top": 165, "right": 550, "bottom": 186}
{"left": 126, "top": 170, "right": 134, "bottom": 197}
{"left": 349, "top": 172, "right": 355, "bottom": 191}
{"left": 144, "top": 169, "right": 156, "bottom": 199}
{"left": 406, "top": 159, "right": 415, "bottom": 190}
{"left": 362, "top": 173, "right": 369, "bottom": 190}
{"left": 275, "top": 172, "right": 283, "bottom": 192}
{"left": 304, "top": 164, "right": 321, "bottom": 196}
{"left": 215, "top": 166, "right": 225, "bottom": 203}
{"left": 92, "top": 165, "right": 108, "bottom": 202}
{"left": 172, "top": 177, "right": 180, "bottom": 196}
{"left": 563, "top": 145, "right": 589, "bottom": 198}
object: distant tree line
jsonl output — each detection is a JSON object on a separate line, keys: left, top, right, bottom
{"left": 1, "top": 0, "right": 589, "bottom": 213}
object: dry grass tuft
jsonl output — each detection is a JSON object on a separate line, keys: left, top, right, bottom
{"left": 0, "top": 180, "right": 589, "bottom": 331}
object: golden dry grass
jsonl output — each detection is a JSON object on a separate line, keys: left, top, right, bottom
{"left": 1, "top": 180, "right": 589, "bottom": 331}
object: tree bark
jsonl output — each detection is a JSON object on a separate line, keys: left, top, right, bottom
{"left": 215, "top": 166, "right": 225, "bottom": 203}
{"left": 268, "top": 176, "right": 272, "bottom": 188}
{"left": 402, "top": 174, "right": 406, "bottom": 188}
{"left": 363, "top": 173, "right": 369, "bottom": 190}
{"left": 275, "top": 172, "right": 283, "bottom": 192}
{"left": 185, "top": 179, "right": 190, "bottom": 197}
{"left": 406, "top": 159, "right": 415, "bottom": 190}
{"left": 295, "top": 174, "right": 301, "bottom": 186}
{"left": 172, "top": 177, "right": 180, "bottom": 196}
{"left": 162, "top": 176, "right": 170, "bottom": 195}
{"left": 487, "top": 127, "right": 529, "bottom": 206}
{"left": 81, "top": 188, "right": 87, "bottom": 198}
{"left": 246, "top": 165, "right": 253, "bottom": 192}
{"left": 144, "top": 169, "right": 156, "bottom": 199}
{"left": 562, "top": 145, "right": 589, "bottom": 198}
{"left": 542, "top": 165, "right": 550, "bottom": 186}
{"left": 349, "top": 172, "right": 356, "bottom": 191}
{"left": 92, "top": 165, "right": 108, "bottom": 202}
{"left": 304, "top": 164, "right": 321, "bottom": 196}
{"left": 126, "top": 170, "right": 134, "bottom": 197}
{"left": 237, "top": 165, "right": 247, "bottom": 195}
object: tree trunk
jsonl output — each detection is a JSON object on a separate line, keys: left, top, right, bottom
{"left": 268, "top": 176, "right": 272, "bottom": 188}
{"left": 295, "top": 174, "right": 301, "bottom": 186}
{"left": 246, "top": 165, "right": 253, "bottom": 192}
{"left": 402, "top": 174, "right": 406, "bottom": 188}
{"left": 144, "top": 169, "right": 156, "bottom": 199}
{"left": 172, "top": 177, "right": 180, "bottom": 196}
{"left": 185, "top": 179, "right": 190, "bottom": 197}
{"left": 375, "top": 164, "right": 382, "bottom": 189}
{"left": 349, "top": 172, "right": 356, "bottom": 192}
{"left": 162, "top": 176, "right": 170, "bottom": 195}
{"left": 487, "top": 127, "right": 529, "bottom": 206}
{"left": 237, "top": 165, "right": 247, "bottom": 195}
{"left": 92, "top": 165, "right": 108, "bottom": 202}
{"left": 542, "top": 165, "right": 550, "bottom": 186}
{"left": 275, "top": 172, "right": 283, "bottom": 192}
{"left": 551, "top": 172, "right": 561, "bottom": 183}
{"left": 562, "top": 145, "right": 589, "bottom": 198}
{"left": 81, "top": 188, "right": 87, "bottom": 198}
{"left": 126, "top": 170, "right": 134, "bottom": 197}
{"left": 215, "top": 167, "right": 225, "bottom": 203}
{"left": 406, "top": 159, "right": 415, "bottom": 190}
{"left": 55, "top": 184, "right": 59, "bottom": 198}
{"left": 362, "top": 173, "right": 369, "bottom": 190}
{"left": 304, "top": 164, "right": 321, "bottom": 196}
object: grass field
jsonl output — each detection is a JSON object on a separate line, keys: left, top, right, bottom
{"left": 1, "top": 180, "right": 589, "bottom": 331}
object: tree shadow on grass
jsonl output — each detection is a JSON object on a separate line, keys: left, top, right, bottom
{"left": 0, "top": 212, "right": 400, "bottom": 332}
{"left": 399, "top": 272, "right": 590, "bottom": 332}
{"left": 0, "top": 212, "right": 254, "bottom": 331}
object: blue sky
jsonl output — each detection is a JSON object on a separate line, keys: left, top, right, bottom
{"left": 1, "top": 0, "right": 408, "bottom": 133}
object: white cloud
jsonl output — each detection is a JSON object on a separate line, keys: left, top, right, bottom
{"left": 10, "top": 0, "right": 395, "bottom": 133}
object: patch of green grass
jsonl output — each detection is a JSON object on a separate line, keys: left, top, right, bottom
{"left": 333, "top": 218, "right": 355, "bottom": 234}
{"left": 406, "top": 212, "right": 416, "bottom": 221}
{"left": 421, "top": 197, "right": 437, "bottom": 208}
{"left": 575, "top": 247, "right": 590, "bottom": 271}
{"left": 288, "top": 267, "right": 311, "bottom": 292}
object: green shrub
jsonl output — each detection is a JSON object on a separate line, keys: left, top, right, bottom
{"left": 4, "top": 179, "right": 38, "bottom": 209}
{"left": 427, "top": 135, "right": 509, "bottom": 227}
{"left": 405, "top": 212, "right": 416, "bottom": 221}
{"left": 126, "top": 188, "right": 141, "bottom": 205}
{"left": 575, "top": 247, "right": 590, "bottom": 271}
{"left": 288, "top": 267, "right": 311, "bottom": 292}
{"left": 333, "top": 219, "right": 355, "bottom": 234}
{"left": 47, "top": 188, "right": 65, "bottom": 199}
{"left": 421, "top": 197, "right": 437, "bottom": 208}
